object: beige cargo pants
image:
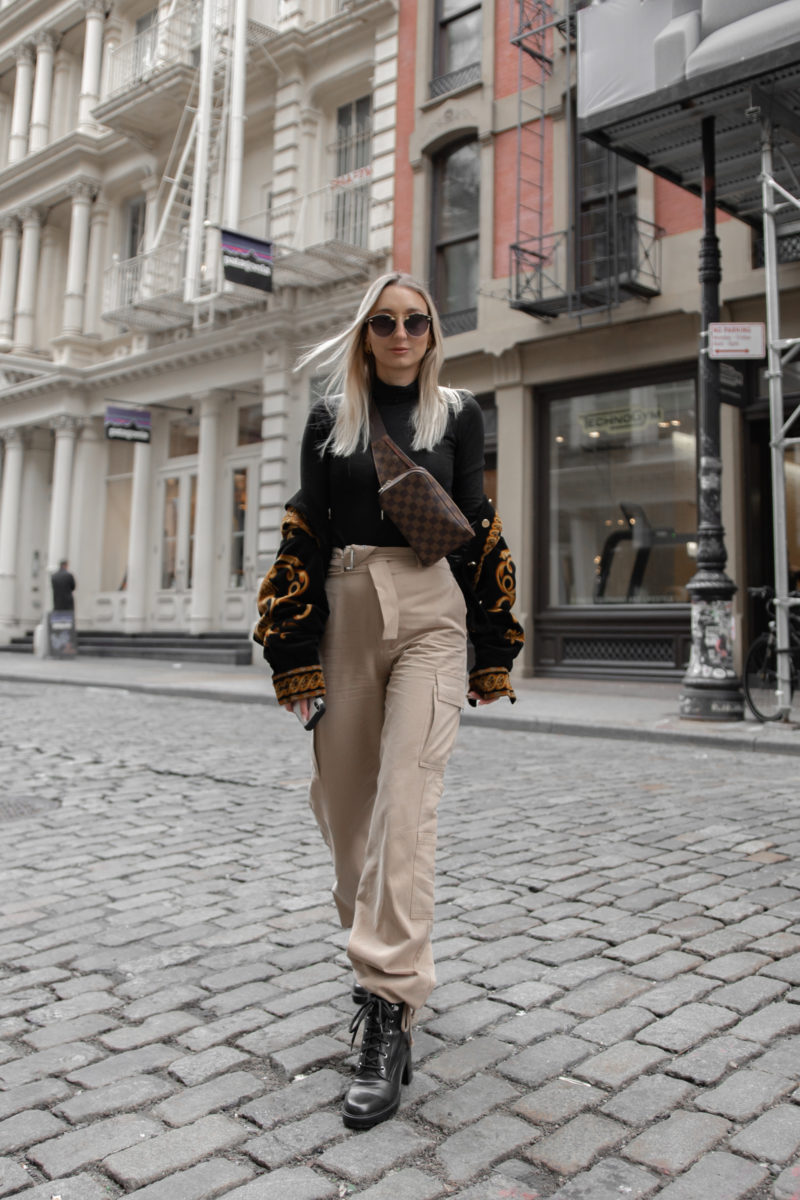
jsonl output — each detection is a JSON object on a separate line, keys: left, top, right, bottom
{"left": 310, "top": 545, "right": 467, "bottom": 1013}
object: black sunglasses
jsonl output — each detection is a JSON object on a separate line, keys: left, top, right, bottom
{"left": 366, "top": 313, "right": 432, "bottom": 338}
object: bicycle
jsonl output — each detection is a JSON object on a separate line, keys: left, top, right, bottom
{"left": 743, "top": 586, "right": 800, "bottom": 722}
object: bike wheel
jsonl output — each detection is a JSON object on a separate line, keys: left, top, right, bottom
{"left": 744, "top": 634, "right": 789, "bottom": 722}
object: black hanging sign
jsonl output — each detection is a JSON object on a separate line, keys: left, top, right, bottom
{"left": 220, "top": 229, "right": 273, "bottom": 293}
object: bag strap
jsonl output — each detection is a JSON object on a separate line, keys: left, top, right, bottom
{"left": 368, "top": 400, "right": 417, "bottom": 485}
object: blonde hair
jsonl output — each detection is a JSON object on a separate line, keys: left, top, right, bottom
{"left": 296, "top": 272, "right": 462, "bottom": 456}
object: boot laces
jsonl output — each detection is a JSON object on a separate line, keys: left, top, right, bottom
{"left": 349, "top": 996, "right": 398, "bottom": 1075}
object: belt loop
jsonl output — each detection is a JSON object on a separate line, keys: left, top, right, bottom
{"left": 344, "top": 546, "right": 355, "bottom": 571}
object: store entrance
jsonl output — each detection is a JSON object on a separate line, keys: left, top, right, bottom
{"left": 154, "top": 468, "right": 197, "bottom": 628}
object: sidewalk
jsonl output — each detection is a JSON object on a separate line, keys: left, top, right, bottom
{"left": 2, "top": 649, "right": 799, "bottom": 756}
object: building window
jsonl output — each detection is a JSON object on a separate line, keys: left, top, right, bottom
{"left": 332, "top": 96, "right": 372, "bottom": 247}
{"left": 168, "top": 416, "right": 199, "bottom": 458}
{"left": 123, "top": 196, "right": 146, "bottom": 260}
{"left": 100, "top": 441, "right": 133, "bottom": 592}
{"left": 237, "top": 403, "right": 262, "bottom": 446}
{"left": 547, "top": 377, "right": 697, "bottom": 606}
{"left": 476, "top": 392, "right": 497, "bottom": 503}
{"left": 134, "top": 8, "right": 159, "bottom": 79}
{"left": 432, "top": 138, "right": 480, "bottom": 336}
{"left": 578, "top": 138, "right": 637, "bottom": 294}
{"left": 230, "top": 467, "right": 248, "bottom": 588}
{"left": 431, "top": 0, "right": 482, "bottom": 98}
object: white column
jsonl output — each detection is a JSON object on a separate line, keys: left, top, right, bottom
{"left": 13, "top": 208, "right": 42, "bottom": 354}
{"left": 78, "top": 0, "right": 105, "bottom": 132}
{"left": 62, "top": 182, "right": 95, "bottom": 335}
{"left": 0, "top": 429, "right": 25, "bottom": 638}
{"left": 189, "top": 393, "right": 222, "bottom": 633}
{"left": 29, "top": 31, "right": 57, "bottom": 153}
{"left": 8, "top": 43, "right": 34, "bottom": 164}
{"left": 124, "top": 439, "right": 152, "bottom": 633}
{"left": 0, "top": 216, "right": 20, "bottom": 350}
{"left": 50, "top": 48, "right": 72, "bottom": 142}
{"left": 69, "top": 418, "right": 105, "bottom": 609}
{"left": 13, "top": 207, "right": 42, "bottom": 352}
{"left": 83, "top": 197, "right": 109, "bottom": 337}
{"left": 47, "top": 416, "right": 79, "bottom": 574}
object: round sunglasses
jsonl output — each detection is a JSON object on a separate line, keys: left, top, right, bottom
{"left": 365, "top": 313, "right": 432, "bottom": 338}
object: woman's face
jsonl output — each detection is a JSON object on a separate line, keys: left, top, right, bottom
{"left": 364, "top": 284, "right": 433, "bottom": 387}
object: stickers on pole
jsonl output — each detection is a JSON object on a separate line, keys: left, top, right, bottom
{"left": 708, "top": 323, "right": 766, "bottom": 359}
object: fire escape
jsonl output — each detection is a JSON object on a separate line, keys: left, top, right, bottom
{"left": 97, "top": 0, "right": 390, "bottom": 333}
{"left": 509, "top": 0, "right": 664, "bottom": 321}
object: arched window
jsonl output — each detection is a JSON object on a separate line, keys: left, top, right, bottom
{"left": 432, "top": 138, "right": 480, "bottom": 335}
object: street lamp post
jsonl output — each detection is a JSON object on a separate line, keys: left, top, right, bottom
{"left": 679, "top": 116, "right": 745, "bottom": 721}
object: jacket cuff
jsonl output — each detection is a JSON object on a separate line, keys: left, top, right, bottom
{"left": 272, "top": 666, "right": 326, "bottom": 706}
{"left": 468, "top": 666, "right": 516, "bottom": 705}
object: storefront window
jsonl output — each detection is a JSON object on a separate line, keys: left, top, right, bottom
{"left": 230, "top": 468, "right": 247, "bottom": 588}
{"left": 161, "top": 477, "right": 179, "bottom": 589}
{"left": 100, "top": 441, "right": 133, "bottom": 591}
{"left": 548, "top": 378, "right": 697, "bottom": 606}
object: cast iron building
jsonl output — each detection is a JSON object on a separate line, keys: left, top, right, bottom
{"left": 0, "top": 0, "right": 398, "bottom": 654}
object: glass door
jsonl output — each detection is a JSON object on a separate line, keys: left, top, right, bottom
{"left": 158, "top": 471, "right": 197, "bottom": 620}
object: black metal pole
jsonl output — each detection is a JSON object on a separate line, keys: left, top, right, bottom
{"left": 679, "top": 116, "right": 744, "bottom": 720}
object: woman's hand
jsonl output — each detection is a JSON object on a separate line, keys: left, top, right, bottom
{"left": 283, "top": 698, "right": 311, "bottom": 722}
{"left": 467, "top": 690, "right": 500, "bottom": 707}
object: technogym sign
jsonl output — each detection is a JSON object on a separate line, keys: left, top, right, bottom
{"left": 579, "top": 407, "right": 662, "bottom": 437}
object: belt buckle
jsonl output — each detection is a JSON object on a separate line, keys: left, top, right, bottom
{"left": 344, "top": 546, "right": 355, "bottom": 571}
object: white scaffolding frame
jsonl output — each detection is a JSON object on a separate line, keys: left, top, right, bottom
{"left": 757, "top": 87, "right": 800, "bottom": 718}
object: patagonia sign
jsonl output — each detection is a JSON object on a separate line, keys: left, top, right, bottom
{"left": 220, "top": 229, "right": 273, "bottom": 293}
{"left": 104, "top": 406, "right": 151, "bottom": 443}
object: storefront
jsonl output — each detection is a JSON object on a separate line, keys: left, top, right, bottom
{"left": 534, "top": 364, "right": 698, "bottom": 678}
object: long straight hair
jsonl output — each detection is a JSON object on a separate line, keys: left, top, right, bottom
{"left": 295, "top": 272, "right": 462, "bottom": 456}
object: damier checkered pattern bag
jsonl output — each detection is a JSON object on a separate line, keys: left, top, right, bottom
{"left": 369, "top": 402, "right": 474, "bottom": 567}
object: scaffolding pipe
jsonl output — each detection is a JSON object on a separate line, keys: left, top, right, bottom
{"left": 184, "top": 0, "right": 215, "bottom": 303}
{"left": 760, "top": 115, "right": 793, "bottom": 716}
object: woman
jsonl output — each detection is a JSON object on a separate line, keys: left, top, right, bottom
{"left": 254, "top": 272, "right": 523, "bottom": 1130}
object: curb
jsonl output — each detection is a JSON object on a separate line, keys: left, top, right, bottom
{"left": 4, "top": 666, "right": 800, "bottom": 758}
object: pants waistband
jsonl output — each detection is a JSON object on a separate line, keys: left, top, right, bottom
{"left": 329, "top": 545, "right": 422, "bottom": 574}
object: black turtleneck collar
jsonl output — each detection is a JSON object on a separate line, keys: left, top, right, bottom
{"left": 372, "top": 376, "right": 420, "bottom": 406}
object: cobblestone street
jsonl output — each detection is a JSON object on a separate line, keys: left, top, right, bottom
{"left": 3, "top": 678, "right": 800, "bottom": 1199}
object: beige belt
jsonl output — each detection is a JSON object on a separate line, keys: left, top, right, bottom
{"left": 329, "top": 545, "right": 422, "bottom": 640}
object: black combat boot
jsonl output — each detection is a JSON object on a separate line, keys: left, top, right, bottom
{"left": 352, "top": 979, "right": 369, "bottom": 1005}
{"left": 342, "top": 993, "right": 412, "bottom": 1130}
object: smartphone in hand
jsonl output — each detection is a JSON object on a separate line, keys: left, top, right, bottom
{"left": 295, "top": 697, "right": 326, "bottom": 731}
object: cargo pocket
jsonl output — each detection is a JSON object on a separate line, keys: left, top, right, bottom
{"left": 410, "top": 774, "right": 441, "bottom": 920}
{"left": 418, "top": 672, "right": 465, "bottom": 771}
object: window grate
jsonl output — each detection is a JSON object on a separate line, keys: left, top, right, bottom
{"left": 429, "top": 62, "right": 481, "bottom": 99}
{"left": 563, "top": 637, "right": 673, "bottom": 664}
{"left": 440, "top": 308, "right": 477, "bottom": 337}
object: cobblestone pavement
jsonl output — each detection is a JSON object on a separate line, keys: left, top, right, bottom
{"left": 2, "top": 680, "right": 800, "bottom": 1199}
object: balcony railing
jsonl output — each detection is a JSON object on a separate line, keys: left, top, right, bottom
{"left": 267, "top": 175, "right": 387, "bottom": 252}
{"left": 511, "top": 215, "right": 662, "bottom": 319}
{"left": 103, "top": 242, "right": 188, "bottom": 329}
{"left": 108, "top": 2, "right": 200, "bottom": 97}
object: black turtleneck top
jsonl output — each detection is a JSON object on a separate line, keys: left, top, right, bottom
{"left": 299, "top": 378, "right": 485, "bottom": 548}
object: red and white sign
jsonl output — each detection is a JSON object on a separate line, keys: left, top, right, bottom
{"left": 708, "top": 323, "right": 766, "bottom": 359}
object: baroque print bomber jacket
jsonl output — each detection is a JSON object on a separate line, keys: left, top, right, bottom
{"left": 253, "top": 493, "right": 525, "bottom": 706}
